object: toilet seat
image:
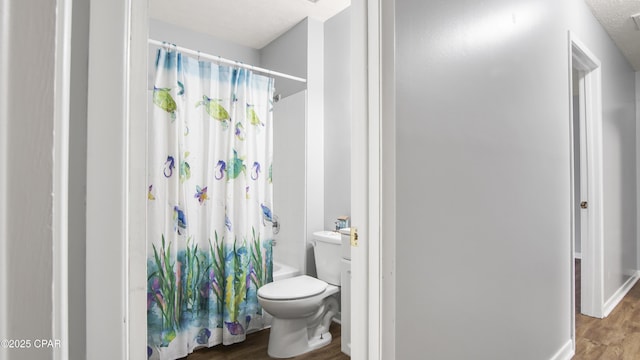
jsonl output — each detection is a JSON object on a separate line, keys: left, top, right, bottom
{"left": 258, "top": 275, "right": 327, "bottom": 300}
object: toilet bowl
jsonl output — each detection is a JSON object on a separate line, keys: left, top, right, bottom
{"left": 257, "top": 231, "right": 341, "bottom": 358}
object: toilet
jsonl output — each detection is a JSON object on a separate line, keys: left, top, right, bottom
{"left": 257, "top": 231, "right": 341, "bottom": 358}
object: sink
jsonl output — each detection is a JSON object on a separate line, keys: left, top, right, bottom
{"left": 312, "top": 230, "right": 341, "bottom": 244}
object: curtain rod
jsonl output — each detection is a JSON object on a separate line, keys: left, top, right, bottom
{"left": 148, "top": 39, "right": 307, "bottom": 83}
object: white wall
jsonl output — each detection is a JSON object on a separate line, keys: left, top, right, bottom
{"left": 3, "top": 1, "right": 56, "bottom": 359}
{"left": 392, "top": 0, "right": 636, "bottom": 359}
{"left": 324, "top": 8, "right": 351, "bottom": 231}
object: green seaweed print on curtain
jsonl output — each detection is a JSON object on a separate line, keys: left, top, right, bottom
{"left": 147, "top": 46, "right": 274, "bottom": 360}
{"left": 147, "top": 230, "right": 273, "bottom": 355}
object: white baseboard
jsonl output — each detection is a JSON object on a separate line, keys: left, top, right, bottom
{"left": 574, "top": 252, "right": 582, "bottom": 259}
{"left": 549, "top": 339, "right": 574, "bottom": 360}
{"left": 603, "top": 270, "right": 640, "bottom": 317}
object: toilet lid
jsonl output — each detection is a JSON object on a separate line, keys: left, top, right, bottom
{"left": 258, "top": 275, "right": 327, "bottom": 300}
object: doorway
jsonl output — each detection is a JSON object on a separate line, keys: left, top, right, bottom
{"left": 572, "top": 65, "right": 588, "bottom": 317}
{"left": 569, "top": 33, "right": 605, "bottom": 330}
{"left": 85, "top": 1, "right": 378, "bottom": 359}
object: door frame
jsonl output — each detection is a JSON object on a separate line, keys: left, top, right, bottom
{"left": 351, "top": 0, "right": 390, "bottom": 358}
{"left": 53, "top": 0, "right": 73, "bottom": 358}
{"left": 351, "top": 0, "right": 378, "bottom": 358}
{"left": 85, "top": 0, "right": 381, "bottom": 358}
{"left": 568, "top": 33, "right": 605, "bottom": 326}
{"left": 86, "top": 0, "right": 148, "bottom": 358}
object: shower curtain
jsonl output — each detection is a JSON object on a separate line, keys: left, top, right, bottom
{"left": 147, "top": 47, "right": 274, "bottom": 360}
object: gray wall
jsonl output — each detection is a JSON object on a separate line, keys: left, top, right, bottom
{"left": 324, "top": 8, "right": 351, "bottom": 231}
{"left": 394, "top": 0, "right": 636, "bottom": 359}
{"left": 3, "top": 0, "right": 56, "bottom": 359}
{"left": 260, "top": 19, "right": 308, "bottom": 99}
{"left": 69, "top": 0, "right": 89, "bottom": 358}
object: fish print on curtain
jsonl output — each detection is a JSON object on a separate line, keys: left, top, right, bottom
{"left": 147, "top": 47, "right": 274, "bottom": 360}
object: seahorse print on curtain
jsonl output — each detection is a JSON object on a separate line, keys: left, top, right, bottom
{"left": 147, "top": 47, "right": 274, "bottom": 360}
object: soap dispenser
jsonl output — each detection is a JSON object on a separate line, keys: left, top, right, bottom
{"left": 335, "top": 216, "right": 350, "bottom": 231}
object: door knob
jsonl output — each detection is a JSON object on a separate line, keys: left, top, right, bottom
{"left": 580, "top": 201, "right": 588, "bottom": 209}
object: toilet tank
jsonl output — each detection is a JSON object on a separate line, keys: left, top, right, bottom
{"left": 313, "top": 231, "right": 342, "bottom": 286}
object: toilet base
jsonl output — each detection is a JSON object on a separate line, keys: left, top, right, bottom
{"left": 267, "top": 318, "right": 332, "bottom": 358}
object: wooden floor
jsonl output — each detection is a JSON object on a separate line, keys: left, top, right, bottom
{"left": 574, "top": 259, "right": 640, "bottom": 359}
{"left": 184, "top": 322, "right": 349, "bottom": 360}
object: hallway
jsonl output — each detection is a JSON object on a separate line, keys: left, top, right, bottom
{"left": 574, "top": 260, "right": 640, "bottom": 359}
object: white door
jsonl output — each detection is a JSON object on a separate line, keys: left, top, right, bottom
{"left": 570, "top": 34, "right": 605, "bottom": 320}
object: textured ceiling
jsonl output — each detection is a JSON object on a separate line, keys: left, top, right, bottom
{"left": 585, "top": 0, "right": 640, "bottom": 71}
{"left": 149, "top": 0, "right": 350, "bottom": 49}
{"left": 150, "top": 1, "right": 639, "bottom": 70}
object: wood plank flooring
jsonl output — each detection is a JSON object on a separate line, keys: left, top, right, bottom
{"left": 185, "top": 322, "right": 349, "bottom": 360}
{"left": 574, "top": 259, "right": 640, "bottom": 359}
